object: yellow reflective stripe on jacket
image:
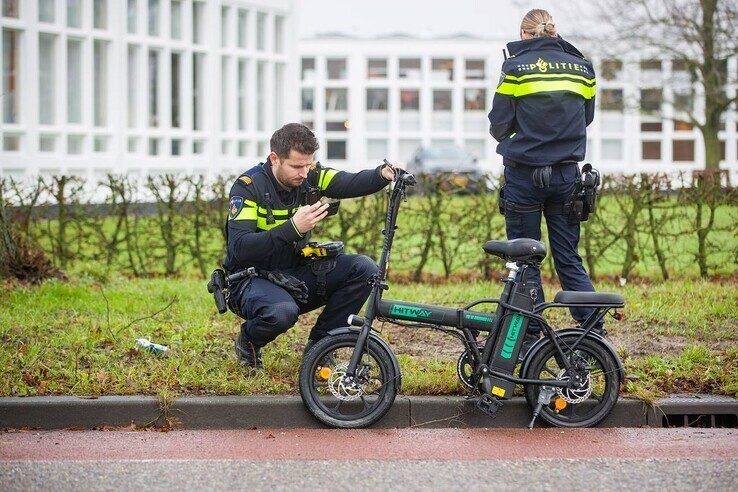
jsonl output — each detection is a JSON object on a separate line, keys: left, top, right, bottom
{"left": 319, "top": 169, "right": 339, "bottom": 190}
{"left": 256, "top": 217, "right": 288, "bottom": 230}
{"left": 233, "top": 199, "right": 258, "bottom": 221}
{"left": 505, "top": 72, "right": 595, "bottom": 84}
{"left": 497, "top": 76, "right": 596, "bottom": 100}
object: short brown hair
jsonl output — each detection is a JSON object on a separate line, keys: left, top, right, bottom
{"left": 270, "top": 123, "right": 319, "bottom": 159}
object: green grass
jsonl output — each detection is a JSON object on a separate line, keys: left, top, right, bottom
{"left": 1, "top": 276, "right": 736, "bottom": 401}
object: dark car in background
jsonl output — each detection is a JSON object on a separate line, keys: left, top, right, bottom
{"left": 409, "top": 145, "right": 484, "bottom": 192}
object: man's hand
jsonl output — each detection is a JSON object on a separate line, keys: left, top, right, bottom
{"left": 292, "top": 201, "right": 330, "bottom": 234}
{"left": 381, "top": 161, "right": 398, "bottom": 181}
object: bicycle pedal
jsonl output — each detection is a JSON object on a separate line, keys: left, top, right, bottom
{"left": 475, "top": 394, "right": 503, "bottom": 419}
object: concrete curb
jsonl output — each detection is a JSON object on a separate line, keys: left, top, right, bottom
{"left": 2, "top": 394, "right": 735, "bottom": 430}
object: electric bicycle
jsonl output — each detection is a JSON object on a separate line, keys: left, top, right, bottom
{"left": 299, "top": 166, "right": 625, "bottom": 429}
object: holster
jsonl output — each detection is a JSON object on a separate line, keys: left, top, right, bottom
{"left": 311, "top": 257, "right": 338, "bottom": 301}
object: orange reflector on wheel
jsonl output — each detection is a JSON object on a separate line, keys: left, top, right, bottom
{"left": 554, "top": 398, "right": 567, "bottom": 411}
{"left": 318, "top": 367, "right": 332, "bottom": 380}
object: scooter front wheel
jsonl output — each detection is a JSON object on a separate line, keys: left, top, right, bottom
{"left": 299, "top": 332, "right": 398, "bottom": 429}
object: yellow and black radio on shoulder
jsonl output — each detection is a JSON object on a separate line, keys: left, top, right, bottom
{"left": 299, "top": 241, "right": 344, "bottom": 260}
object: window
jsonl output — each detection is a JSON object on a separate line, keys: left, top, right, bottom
{"left": 94, "top": 40, "right": 109, "bottom": 126}
{"left": 238, "top": 10, "right": 248, "bottom": 48}
{"left": 433, "top": 90, "right": 452, "bottom": 111}
{"left": 600, "top": 59, "right": 622, "bottom": 80}
{"left": 193, "top": 1, "right": 205, "bottom": 44}
{"left": 148, "top": 49, "right": 160, "bottom": 126}
{"left": 366, "top": 88, "right": 388, "bottom": 110}
{"left": 148, "top": 0, "right": 160, "bottom": 36}
{"left": 94, "top": 136, "right": 108, "bottom": 153}
{"left": 148, "top": 137, "right": 160, "bottom": 155}
{"left": 367, "top": 139, "right": 388, "bottom": 160}
{"left": 2, "top": 29, "right": 19, "bottom": 124}
{"left": 302, "top": 120, "right": 313, "bottom": 130}
{"left": 674, "top": 120, "right": 694, "bottom": 131}
{"left": 221, "top": 6, "right": 230, "bottom": 47}
{"left": 673, "top": 140, "right": 694, "bottom": 161}
{"left": 399, "top": 139, "right": 421, "bottom": 162}
{"left": 673, "top": 89, "right": 694, "bottom": 112}
{"left": 326, "top": 121, "right": 347, "bottom": 132}
{"left": 601, "top": 139, "right": 623, "bottom": 160}
{"left": 600, "top": 89, "right": 623, "bottom": 111}
{"left": 327, "top": 58, "right": 347, "bottom": 80}
{"left": 256, "top": 12, "right": 266, "bottom": 51}
{"left": 640, "top": 88, "right": 662, "bottom": 113}
{"left": 2, "top": 0, "right": 19, "bottom": 17}
{"left": 399, "top": 58, "right": 420, "bottom": 79}
{"left": 39, "top": 34, "right": 56, "bottom": 125}
{"left": 274, "top": 15, "right": 284, "bottom": 53}
{"left": 193, "top": 53, "right": 205, "bottom": 130}
{"left": 221, "top": 57, "right": 229, "bottom": 131}
{"left": 465, "top": 59, "right": 484, "bottom": 80}
{"left": 432, "top": 58, "right": 454, "bottom": 81}
{"left": 327, "top": 140, "right": 347, "bottom": 159}
{"left": 66, "top": 38, "right": 82, "bottom": 124}
{"left": 39, "top": 135, "right": 56, "bottom": 152}
{"left": 238, "top": 140, "right": 249, "bottom": 157}
{"left": 193, "top": 140, "right": 204, "bottom": 154}
{"left": 672, "top": 59, "right": 687, "bottom": 72}
{"left": 274, "top": 63, "right": 284, "bottom": 126}
{"left": 642, "top": 141, "right": 661, "bottom": 160}
{"left": 640, "top": 122, "right": 662, "bottom": 132}
{"left": 67, "top": 135, "right": 84, "bottom": 154}
{"left": 301, "top": 57, "right": 315, "bottom": 81}
{"left": 171, "top": 0, "right": 182, "bottom": 39}
{"left": 256, "top": 61, "right": 265, "bottom": 130}
{"left": 67, "top": 0, "right": 82, "bottom": 27}
{"left": 221, "top": 140, "right": 230, "bottom": 155}
{"left": 127, "top": 0, "right": 137, "bottom": 33}
{"left": 465, "top": 139, "right": 485, "bottom": 159}
{"left": 127, "top": 137, "right": 139, "bottom": 153}
{"left": 400, "top": 90, "right": 419, "bottom": 111}
{"left": 325, "top": 88, "right": 348, "bottom": 111}
{"left": 171, "top": 52, "right": 181, "bottom": 128}
{"left": 238, "top": 60, "right": 248, "bottom": 129}
{"left": 94, "top": 0, "right": 107, "bottom": 29}
{"left": 127, "top": 45, "right": 138, "bottom": 127}
{"left": 640, "top": 59, "right": 661, "bottom": 71}
{"left": 368, "top": 58, "right": 387, "bottom": 78}
{"left": 39, "top": 0, "right": 55, "bottom": 22}
{"left": 3, "top": 134, "right": 20, "bottom": 151}
{"left": 171, "top": 139, "right": 182, "bottom": 156}
{"left": 301, "top": 88, "right": 314, "bottom": 111}
{"left": 464, "top": 88, "right": 486, "bottom": 111}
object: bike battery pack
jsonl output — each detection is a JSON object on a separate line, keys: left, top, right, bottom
{"left": 487, "top": 282, "right": 536, "bottom": 399}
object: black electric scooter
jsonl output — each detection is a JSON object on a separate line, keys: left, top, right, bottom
{"left": 299, "top": 165, "right": 625, "bottom": 429}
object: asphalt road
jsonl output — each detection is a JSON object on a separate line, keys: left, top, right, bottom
{"left": 1, "top": 428, "right": 736, "bottom": 490}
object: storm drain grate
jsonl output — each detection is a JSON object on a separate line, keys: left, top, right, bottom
{"left": 656, "top": 395, "right": 738, "bottom": 428}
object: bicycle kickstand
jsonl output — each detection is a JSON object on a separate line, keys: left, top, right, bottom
{"left": 528, "top": 386, "right": 556, "bottom": 429}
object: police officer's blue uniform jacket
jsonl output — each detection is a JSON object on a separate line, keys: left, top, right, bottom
{"left": 224, "top": 159, "right": 390, "bottom": 273}
{"left": 488, "top": 36, "right": 596, "bottom": 167}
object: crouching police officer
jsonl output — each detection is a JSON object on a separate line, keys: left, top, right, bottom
{"left": 488, "top": 9, "right": 603, "bottom": 355}
{"left": 224, "top": 123, "right": 396, "bottom": 368}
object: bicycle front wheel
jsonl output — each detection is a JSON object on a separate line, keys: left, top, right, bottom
{"left": 299, "top": 332, "right": 398, "bottom": 429}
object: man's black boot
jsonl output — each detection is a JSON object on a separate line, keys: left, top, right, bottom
{"left": 235, "top": 332, "right": 262, "bottom": 368}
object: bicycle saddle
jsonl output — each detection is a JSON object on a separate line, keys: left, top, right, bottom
{"left": 482, "top": 238, "right": 547, "bottom": 262}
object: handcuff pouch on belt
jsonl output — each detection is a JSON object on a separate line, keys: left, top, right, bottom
{"left": 498, "top": 163, "right": 600, "bottom": 225}
{"left": 300, "top": 241, "right": 344, "bottom": 301}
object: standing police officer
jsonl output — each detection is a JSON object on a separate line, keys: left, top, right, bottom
{"left": 224, "top": 123, "right": 396, "bottom": 368}
{"left": 488, "top": 9, "right": 602, "bottom": 353}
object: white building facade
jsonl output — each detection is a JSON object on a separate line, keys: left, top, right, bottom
{"left": 300, "top": 34, "right": 738, "bottom": 175}
{"left": 0, "top": 0, "right": 298, "bottom": 179}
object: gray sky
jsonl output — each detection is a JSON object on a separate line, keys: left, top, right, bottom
{"left": 298, "top": 0, "right": 582, "bottom": 39}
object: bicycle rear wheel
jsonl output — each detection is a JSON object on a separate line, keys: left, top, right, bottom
{"left": 522, "top": 335, "right": 621, "bottom": 428}
{"left": 299, "top": 332, "right": 398, "bottom": 429}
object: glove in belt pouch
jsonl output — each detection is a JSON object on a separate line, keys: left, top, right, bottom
{"left": 487, "top": 281, "right": 536, "bottom": 399}
{"left": 304, "top": 162, "right": 340, "bottom": 216}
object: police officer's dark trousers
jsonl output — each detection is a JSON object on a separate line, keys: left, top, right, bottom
{"left": 231, "top": 254, "right": 379, "bottom": 348}
{"left": 502, "top": 162, "right": 600, "bottom": 334}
